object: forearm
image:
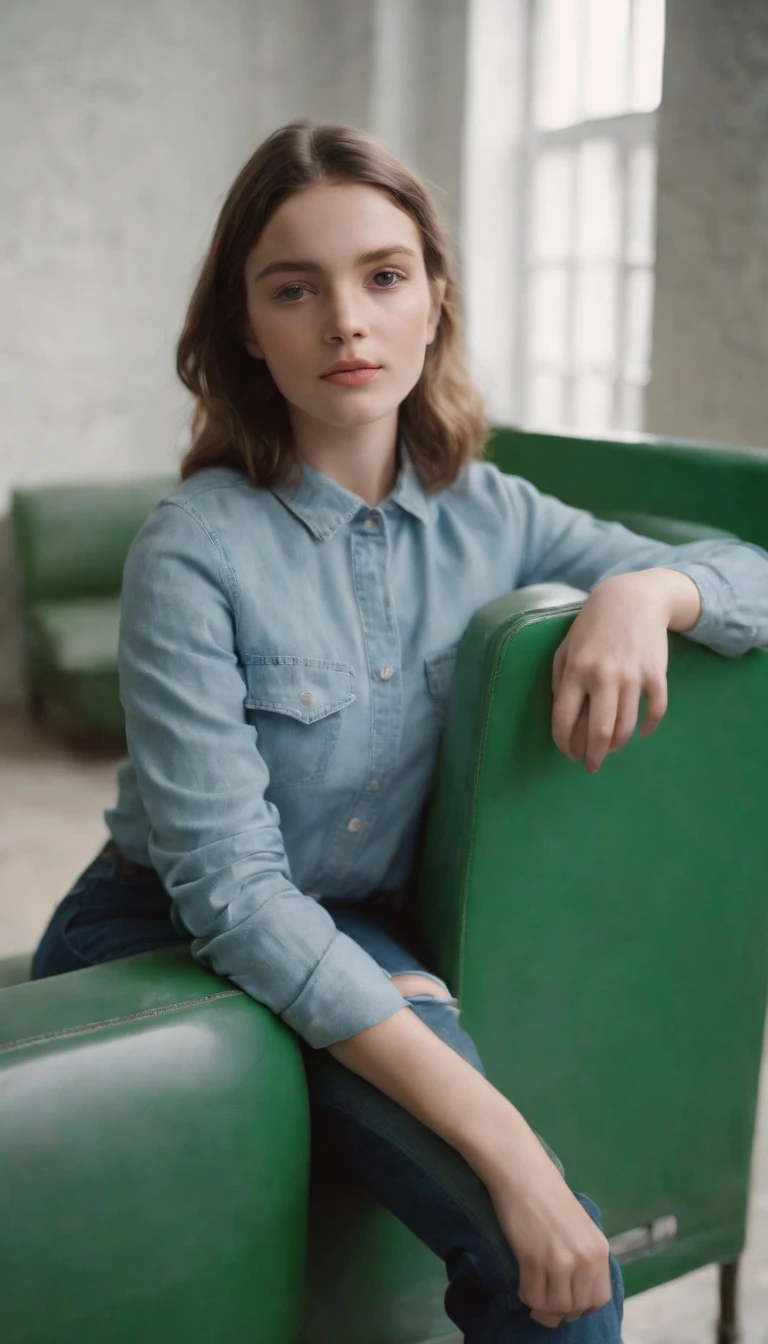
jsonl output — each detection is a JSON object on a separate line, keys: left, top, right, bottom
{"left": 328, "top": 1003, "right": 559, "bottom": 1194}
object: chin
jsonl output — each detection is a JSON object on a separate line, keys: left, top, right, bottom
{"left": 308, "top": 399, "right": 400, "bottom": 431}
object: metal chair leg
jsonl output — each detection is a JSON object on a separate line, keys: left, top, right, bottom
{"left": 717, "top": 1259, "right": 740, "bottom": 1344}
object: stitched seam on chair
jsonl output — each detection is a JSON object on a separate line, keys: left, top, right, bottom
{"left": 0, "top": 988, "right": 243, "bottom": 1055}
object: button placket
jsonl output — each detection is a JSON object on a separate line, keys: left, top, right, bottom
{"left": 319, "top": 511, "right": 402, "bottom": 883}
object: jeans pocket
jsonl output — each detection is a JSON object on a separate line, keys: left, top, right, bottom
{"left": 34, "top": 853, "right": 178, "bottom": 977}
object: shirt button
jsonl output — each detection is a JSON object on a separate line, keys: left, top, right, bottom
{"left": 369, "top": 779, "right": 382, "bottom": 791}
{"left": 379, "top": 665, "right": 394, "bottom": 681}
{"left": 363, "top": 516, "right": 381, "bottom": 530}
{"left": 347, "top": 817, "right": 364, "bottom": 833}
{"left": 299, "top": 691, "right": 315, "bottom": 706}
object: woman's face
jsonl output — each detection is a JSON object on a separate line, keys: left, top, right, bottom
{"left": 242, "top": 182, "right": 443, "bottom": 434}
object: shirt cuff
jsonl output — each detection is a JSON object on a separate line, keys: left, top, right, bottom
{"left": 661, "top": 561, "right": 758, "bottom": 659}
{"left": 280, "top": 930, "right": 408, "bottom": 1048}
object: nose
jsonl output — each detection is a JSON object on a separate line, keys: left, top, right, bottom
{"left": 324, "top": 285, "right": 370, "bottom": 345}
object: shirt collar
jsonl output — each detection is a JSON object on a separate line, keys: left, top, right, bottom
{"left": 271, "top": 439, "right": 436, "bottom": 540}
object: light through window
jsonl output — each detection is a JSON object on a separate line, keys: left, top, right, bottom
{"left": 521, "top": 0, "right": 665, "bottom": 433}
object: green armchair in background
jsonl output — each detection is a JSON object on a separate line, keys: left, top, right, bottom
{"left": 10, "top": 476, "right": 175, "bottom": 741}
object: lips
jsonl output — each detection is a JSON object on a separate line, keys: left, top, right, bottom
{"left": 321, "top": 365, "right": 382, "bottom": 386}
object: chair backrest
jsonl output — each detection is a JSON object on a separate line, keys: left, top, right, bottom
{"left": 486, "top": 427, "right": 768, "bottom": 549}
{"left": 11, "top": 476, "right": 177, "bottom": 606}
{"left": 418, "top": 584, "right": 768, "bottom": 1298}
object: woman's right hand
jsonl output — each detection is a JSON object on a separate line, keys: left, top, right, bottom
{"left": 487, "top": 1158, "right": 613, "bottom": 1328}
{"left": 328, "top": 999, "right": 614, "bottom": 1328}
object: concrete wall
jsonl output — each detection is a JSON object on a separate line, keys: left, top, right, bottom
{"left": 647, "top": 0, "right": 768, "bottom": 446}
{"left": 0, "top": 0, "right": 468, "bottom": 704}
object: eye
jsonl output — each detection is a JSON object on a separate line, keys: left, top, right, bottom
{"left": 371, "top": 269, "right": 405, "bottom": 289}
{"left": 275, "top": 283, "right": 309, "bottom": 302}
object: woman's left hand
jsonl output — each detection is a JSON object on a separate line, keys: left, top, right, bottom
{"left": 551, "top": 568, "right": 702, "bottom": 773}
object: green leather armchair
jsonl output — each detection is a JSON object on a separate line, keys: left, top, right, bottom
{"left": 11, "top": 476, "right": 176, "bottom": 741}
{"left": 3, "top": 429, "right": 768, "bottom": 1342}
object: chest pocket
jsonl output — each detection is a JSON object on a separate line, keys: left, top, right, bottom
{"left": 425, "top": 645, "right": 458, "bottom": 726}
{"left": 244, "top": 656, "right": 355, "bottom": 788}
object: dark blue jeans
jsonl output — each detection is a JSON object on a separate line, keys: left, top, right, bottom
{"left": 32, "top": 846, "right": 624, "bottom": 1343}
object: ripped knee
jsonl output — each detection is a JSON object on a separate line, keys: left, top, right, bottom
{"left": 391, "top": 972, "right": 452, "bottom": 1000}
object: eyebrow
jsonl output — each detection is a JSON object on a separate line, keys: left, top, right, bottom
{"left": 254, "top": 245, "right": 418, "bottom": 282}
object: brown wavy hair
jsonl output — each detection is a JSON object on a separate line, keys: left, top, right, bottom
{"left": 178, "top": 119, "right": 487, "bottom": 491}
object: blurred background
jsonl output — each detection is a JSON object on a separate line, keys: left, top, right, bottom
{"left": 2, "top": 3, "right": 768, "bottom": 1339}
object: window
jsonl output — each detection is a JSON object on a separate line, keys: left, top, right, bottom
{"left": 519, "top": 0, "right": 665, "bottom": 433}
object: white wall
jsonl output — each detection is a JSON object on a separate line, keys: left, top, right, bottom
{"left": 0, "top": 0, "right": 326, "bottom": 511}
{"left": 647, "top": 0, "right": 768, "bottom": 447}
{"left": 0, "top": 0, "right": 469, "bottom": 703}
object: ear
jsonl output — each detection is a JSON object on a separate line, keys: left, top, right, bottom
{"left": 243, "top": 317, "right": 265, "bottom": 361}
{"left": 426, "top": 276, "right": 447, "bottom": 346}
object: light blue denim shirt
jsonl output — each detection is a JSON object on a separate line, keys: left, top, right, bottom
{"left": 105, "top": 451, "right": 768, "bottom": 1048}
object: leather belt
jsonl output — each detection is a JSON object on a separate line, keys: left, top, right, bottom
{"left": 101, "top": 840, "right": 157, "bottom": 880}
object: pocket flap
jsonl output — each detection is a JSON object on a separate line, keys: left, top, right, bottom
{"left": 244, "top": 657, "right": 355, "bottom": 724}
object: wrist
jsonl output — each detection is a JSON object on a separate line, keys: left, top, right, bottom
{"left": 599, "top": 567, "right": 702, "bottom": 633}
{"left": 457, "top": 1092, "right": 563, "bottom": 1195}
{"left": 640, "top": 567, "right": 703, "bottom": 632}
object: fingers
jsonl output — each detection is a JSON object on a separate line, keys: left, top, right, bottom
{"left": 551, "top": 639, "right": 568, "bottom": 698}
{"left": 638, "top": 676, "right": 668, "bottom": 737}
{"left": 569, "top": 701, "right": 589, "bottom": 763}
{"left": 609, "top": 680, "right": 642, "bottom": 752}
{"left": 583, "top": 683, "right": 619, "bottom": 773}
{"left": 530, "top": 1308, "right": 565, "bottom": 1327}
{"left": 524, "top": 1262, "right": 610, "bottom": 1328}
{"left": 551, "top": 679, "right": 587, "bottom": 761}
{"left": 553, "top": 677, "right": 619, "bottom": 773}
{"left": 553, "top": 670, "right": 665, "bottom": 770}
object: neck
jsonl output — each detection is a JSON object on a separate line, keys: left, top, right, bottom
{"left": 289, "top": 409, "right": 400, "bottom": 507}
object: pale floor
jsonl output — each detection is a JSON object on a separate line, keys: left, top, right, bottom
{"left": 1, "top": 708, "right": 767, "bottom": 1344}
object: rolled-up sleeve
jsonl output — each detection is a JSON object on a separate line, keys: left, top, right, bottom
{"left": 510, "top": 476, "right": 768, "bottom": 658}
{"left": 118, "top": 499, "right": 406, "bottom": 1048}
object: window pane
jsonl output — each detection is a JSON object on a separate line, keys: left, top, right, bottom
{"left": 632, "top": 0, "right": 665, "bottom": 111}
{"left": 572, "top": 375, "right": 613, "bottom": 429}
{"left": 528, "top": 373, "right": 565, "bottom": 427}
{"left": 627, "top": 144, "right": 657, "bottom": 264}
{"left": 573, "top": 265, "right": 617, "bottom": 365}
{"left": 530, "top": 149, "right": 576, "bottom": 261}
{"left": 583, "top": 0, "right": 630, "bottom": 120}
{"left": 577, "top": 140, "right": 621, "bottom": 260}
{"left": 619, "top": 381, "right": 645, "bottom": 431}
{"left": 624, "top": 267, "right": 654, "bottom": 372}
{"left": 533, "top": 0, "right": 584, "bottom": 129}
{"left": 529, "top": 266, "right": 569, "bottom": 364}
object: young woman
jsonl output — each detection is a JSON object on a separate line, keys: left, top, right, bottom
{"left": 32, "top": 120, "right": 768, "bottom": 1340}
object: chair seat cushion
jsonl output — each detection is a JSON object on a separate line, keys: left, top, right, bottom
{"left": 29, "top": 597, "right": 121, "bottom": 675}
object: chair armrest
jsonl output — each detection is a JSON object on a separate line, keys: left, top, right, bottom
{"left": 479, "top": 583, "right": 587, "bottom": 619}
{"left": 415, "top": 585, "right": 585, "bottom": 989}
{"left": 0, "top": 947, "right": 309, "bottom": 1341}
